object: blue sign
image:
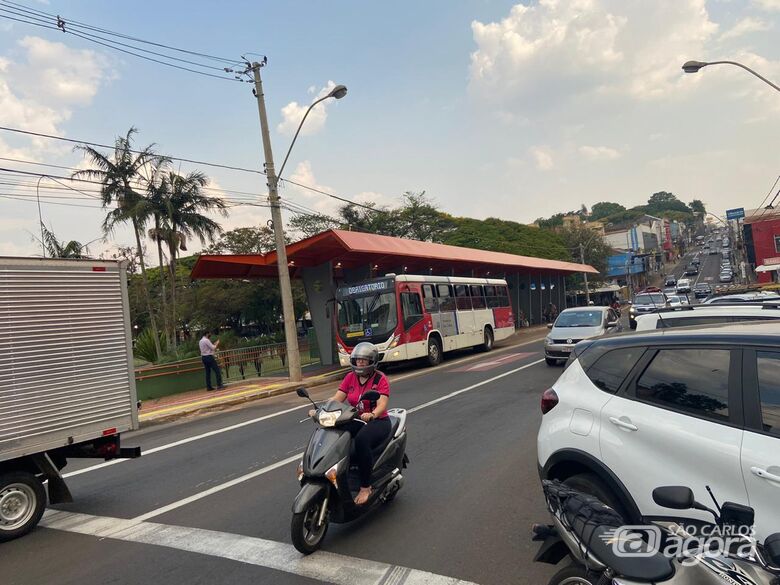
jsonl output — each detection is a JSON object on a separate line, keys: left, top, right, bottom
{"left": 726, "top": 207, "right": 745, "bottom": 220}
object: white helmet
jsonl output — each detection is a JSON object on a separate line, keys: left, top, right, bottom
{"left": 350, "top": 342, "right": 379, "bottom": 377}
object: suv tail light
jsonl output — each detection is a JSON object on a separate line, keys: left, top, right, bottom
{"left": 541, "top": 388, "right": 559, "bottom": 414}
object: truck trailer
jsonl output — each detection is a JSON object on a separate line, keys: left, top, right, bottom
{"left": 0, "top": 257, "right": 141, "bottom": 541}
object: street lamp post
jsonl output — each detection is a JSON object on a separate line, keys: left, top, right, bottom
{"left": 250, "top": 62, "right": 347, "bottom": 383}
{"left": 682, "top": 60, "right": 780, "bottom": 93}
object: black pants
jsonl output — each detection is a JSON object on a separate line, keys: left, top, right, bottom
{"left": 202, "top": 355, "right": 223, "bottom": 389}
{"left": 345, "top": 418, "right": 392, "bottom": 488}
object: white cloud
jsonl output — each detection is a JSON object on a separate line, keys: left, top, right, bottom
{"left": 277, "top": 81, "right": 339, "bottom": 136}
{"left": 753, "top": 0, "right": 780, "bottom": 11}
{"left": 469, "top": 0, "right": 719, "bottom": 103}
{"left": 719, "top": 17, "right": 771, "bottom": 40}
{"left": 530, "top": 146, "right": 554, "bottom": 171}
{"left": 578, "top": 145, "right": 621, "bottom": 160}
{"left": 286, "top": 160, "right": 341, "bottom": 214}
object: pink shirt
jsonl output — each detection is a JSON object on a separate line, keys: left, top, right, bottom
{"left": 338, "top": 371, "right": 390, "bottom": 419}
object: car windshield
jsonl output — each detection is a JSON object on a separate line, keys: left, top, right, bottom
{"left": 554, "top": 311, "right": 602, "bottom": 327}
{"left": 635, "top": 294, "right": 666, "bottom": 306}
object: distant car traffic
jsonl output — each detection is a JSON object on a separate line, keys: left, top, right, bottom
{"left": 666, "top": 294, "right": 690, "bottom": 308}
{"left": 719, "top": 271, "right": 734, "bottom": 283}
{"left": 664, "top": 276, "right": 677, "bottom": 287}
{"left": 628, "top": 292, "right": 668, "bottom": 329}
{"left": 676, "top": 278, "right": 692, "bottom": 293}
{"left": 684, "top": 264, "right": 699, "bottom": 276}
{"left": 693, "top": 283, "right": 712, "bottom": 298}
{"left": 543, "top": 306, "right": 623, "bottom": 366}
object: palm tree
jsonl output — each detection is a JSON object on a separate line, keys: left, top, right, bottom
{"left": 73, "top": 127, "right": 168, "bottom": 360}
{"left": 144, "top": 160, "right": 173, "bottom": 348}
{"left": 146, "top": 171, "right": 227, "bottom": 347}
{"left": 39, "top": 224, "right": 90, "bottom": 258}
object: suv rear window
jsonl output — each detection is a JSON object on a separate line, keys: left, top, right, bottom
{"left": 585, "top": 347, "right": 645, "bottom": 393}
{"left": 635, "top": 349, "right": 730, "bottom": 422}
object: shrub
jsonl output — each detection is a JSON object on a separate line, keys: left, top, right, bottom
{"left": 134, "top": 328, "right": 159, "bottom": 363}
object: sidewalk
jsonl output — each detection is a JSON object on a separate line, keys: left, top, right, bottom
{"left": 136, "top": 325, "right": 547, "bottom": 426}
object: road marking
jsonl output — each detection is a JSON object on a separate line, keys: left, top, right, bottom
{"left": 64, "top": 335, "right": 546, "bottom": 480}
{"left": 85, "top": 357, "right": 545, "bottom": 523}
{"left": 451, "top": 352, "right": 536, "bottom": 372}
{"left": 40, "top": 511, "right": 479, "bottom": 585}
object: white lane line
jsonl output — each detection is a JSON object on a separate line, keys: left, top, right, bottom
{"left": 63, "top": 403, "right": 310, "bottom": 479}
{"left": 408, "top": 359, "right": 545, "bottom": 414}
{"left": 132, "top": 453, "right": 302, "bottom": 522}
{"left": 64, "top": 337, "right": 545, "bottom": 479}
{"left": 40, "top": 511, "right": 478, "bottom": 585}
{"left": 126, "top": 357, "right": 547, "bottom": 522}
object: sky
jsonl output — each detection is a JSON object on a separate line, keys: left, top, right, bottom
{"left": 1, "top": 0, "right": 779, "bottom": 259}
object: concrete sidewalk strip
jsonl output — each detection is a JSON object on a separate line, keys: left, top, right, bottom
{"left": 137, "top": 327, "right": 547, "bottom": 426}
{"left": 41, "top": 511, "right": 479, "bottom": 585}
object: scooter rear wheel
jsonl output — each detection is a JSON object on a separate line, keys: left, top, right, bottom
{"left": 291, "top": 494, "right": 329, "bottom": 555}
{"left": 547, "top": 563, "right": 600, "bottom": 585}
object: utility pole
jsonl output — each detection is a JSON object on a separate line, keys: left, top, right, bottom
{"left": 251, "top": 62, "right": 302, "bottom": 382}
{"left": 580, "top": 243, "right": 591, "bottom": 305}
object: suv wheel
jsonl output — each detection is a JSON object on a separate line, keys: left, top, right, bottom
{"left": 562, "top": 473, "right": 626, "bottom": 519}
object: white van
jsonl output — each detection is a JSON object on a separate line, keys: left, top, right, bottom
{"left": 634, "top": 304, "right": 780, "bottom": 331}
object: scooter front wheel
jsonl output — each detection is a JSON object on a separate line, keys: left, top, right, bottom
{"left": 291, "top": 494, "right": 329, "bottom": 555}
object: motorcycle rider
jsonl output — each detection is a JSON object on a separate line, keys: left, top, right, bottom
{"left": 309, "top": 342, "right": 391, "bottom": 505}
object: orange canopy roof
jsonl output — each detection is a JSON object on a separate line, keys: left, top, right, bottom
{"left": 191, "top": 229, "right": 598, "bottom": 279}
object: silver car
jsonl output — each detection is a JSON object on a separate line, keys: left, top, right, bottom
{"left": 544, "top": 306, "right": 623, "bottom": 366}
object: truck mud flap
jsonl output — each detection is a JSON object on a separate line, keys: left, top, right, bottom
{"left": 30, "top": 453, "right": 73, "bottom": 505}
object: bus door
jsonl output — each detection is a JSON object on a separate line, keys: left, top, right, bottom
{"left": 454, "top": 284, "right": 476, "bottom": 348}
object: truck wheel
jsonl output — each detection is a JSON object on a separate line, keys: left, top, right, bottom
{"left": 0, "top": 471, "right": 46, "bottom": 542}
{"left": 426, "top": 337, "right": 442, "bottom": 367}
{"left": 291, "top": 494, "right": 329, "bottom": 555}
{"left": 481, "top": 327, "right": 494, "bottom": 352}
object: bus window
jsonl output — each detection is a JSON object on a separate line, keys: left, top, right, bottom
{"left": 455, "top": 284, "right": 471, "bottom": 310}
{"left": 485, "top": 285, "right": 499, "bottom": 308}
{"left": 438, "top": 284, "right": 456, "bottom": 311}
{"left": 470, "top": 285, "right": 486, "bottom": 309}
{"left": 401, "top": 292, "right": 424, "bottom": 330}
{"left": 422, "top": 284, "right": 437, "bottom": 313}
{"left": 498, "top": 286, "right": 511, "bottom": 308}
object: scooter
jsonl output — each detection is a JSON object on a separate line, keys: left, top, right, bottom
{"left": 532, "top": 479, "right": 780, "bottom": 585}
{"left": 290, "top": 387, "right": 409, "bottom": 554}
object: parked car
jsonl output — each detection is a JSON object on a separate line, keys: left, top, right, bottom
{"left": 693, "top": 283, "right": 712, "bottom": 298}
{"left": 544, "top": 307, "right": 623, "bottom": 366}
{"left": 719, "top": 271, "right": 734, "bottom": 283}
{"left": 628, "top": 292, "right": 668, "bottom": 329}
{"left": 634, "top": 303, "right": 780, "bottom": 331}
{"left": 537, "top": 321, "right": 780, "bottom": 541}
{"left": 676, "top": 278, "right": 692, "bottom": 293}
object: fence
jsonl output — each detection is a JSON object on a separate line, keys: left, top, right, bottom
{"left": 134, "top": 339, "right": 319, "bottom": 401}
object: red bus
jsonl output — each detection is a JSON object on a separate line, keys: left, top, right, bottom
{"left": 335, "top": 275, "right": 515, "bottom": 367}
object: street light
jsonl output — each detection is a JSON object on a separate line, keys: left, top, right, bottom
{"left": 277, "top": 84, "right": 348, "bottom": 180}
{"left": 682, "top": 60, "right": 780, "bottom": 93}
{"left": 250, "top": 63, "right": 346, "bottom": 383}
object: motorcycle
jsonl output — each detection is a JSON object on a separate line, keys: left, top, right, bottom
{"left": 532, "top": 479, "right": 780, "bottom": 585}
{"left": 290, "top": 387, "right": 409, "bottom": 554}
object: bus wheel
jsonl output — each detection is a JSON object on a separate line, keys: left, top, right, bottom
{"left": 427, "top": 337, "right": 442, "bottom": 367}
{"left": 481, "top": 327, "right": 494, "bottom": 352}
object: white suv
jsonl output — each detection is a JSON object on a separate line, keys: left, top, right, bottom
{"left": 634, "top": 304, "right": 780, "bottom": 331}
{"left": 537, "top": 321, "right": 780, "bottom": 540}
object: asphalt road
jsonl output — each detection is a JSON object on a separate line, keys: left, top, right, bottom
{"left": 2, "top": 335, "right": 566, "bottom": 585}
{"left": 666, "top": 242, "right": 729, "bottom": 302}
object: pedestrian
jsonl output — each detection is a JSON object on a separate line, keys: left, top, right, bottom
{"left": 199, "top": 331, "right": 225, "bottom": 391}
{"left": 549, "top": 302, "right": 559, "bottom": 322}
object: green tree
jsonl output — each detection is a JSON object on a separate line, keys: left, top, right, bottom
{"left": 74, "top": 127, "right": 166, "bottom": 359}
{"left": 207, "top": 226, "right": 281, "bottom": 254}
{"left": 590, "top": 202, "right": 626, "bottom": 220}
{"left": 151, "top": 170, "right": 227, "bottom": 346}
{"left": 442, "top": 217, "right": 569, "bottom": 260}
{"left": 690, "top": 199, "right": 706, "bottom": 214}
{"left": 38, "top": 224, "right": 90, "bottom": 258}
{"left": 288, "top": 213, "right": 341, "bottom": 239}
{"left": 559, "top": 223, "right": 614, "bottom": 275}
{"left": 387, "top": 191, "right": 455, "bottom": 242}
{"left": 646, "top": 191, "right": 690, "bottom": 215}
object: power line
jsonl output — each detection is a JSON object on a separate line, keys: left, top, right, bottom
{"left": 2, "top": 0, "right": 244, "bottom": 65}
{"left": 0, "top": 3, "right": 248, "bottom": 82}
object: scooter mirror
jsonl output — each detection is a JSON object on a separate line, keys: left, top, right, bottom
{"left": 361, "top": 390, "right": 381, "bottom": 402}
{"left": 652, "top": 486, "right": 695, "bottom": 510}
{"left": 296, "top": 388, "right": 310, "bottom": 399}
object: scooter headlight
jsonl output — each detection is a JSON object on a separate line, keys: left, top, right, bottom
{"left": 318, "top": 410, "right": 340, "bottom": 427}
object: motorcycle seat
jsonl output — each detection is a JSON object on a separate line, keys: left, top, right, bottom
{"left": 562, "top": 493, "right": 674, "bottom": 582}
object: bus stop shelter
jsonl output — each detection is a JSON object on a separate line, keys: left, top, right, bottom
{"left": 191, "top": 229, "right": 597, "bottom": 364}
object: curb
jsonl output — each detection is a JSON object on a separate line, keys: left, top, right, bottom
{"left": 136, "top": 328, "right": 548, "bottom": 428}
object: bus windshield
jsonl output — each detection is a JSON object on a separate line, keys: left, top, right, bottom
{"left": 337, "top": 291, "right": 398, "bottom": 344}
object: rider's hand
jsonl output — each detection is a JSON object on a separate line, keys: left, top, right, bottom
{"left": 309, "top": 409, "right": 317, "bottom": 418}
{"left": 360, "top": 413, "right": 374, "bottom": 422}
